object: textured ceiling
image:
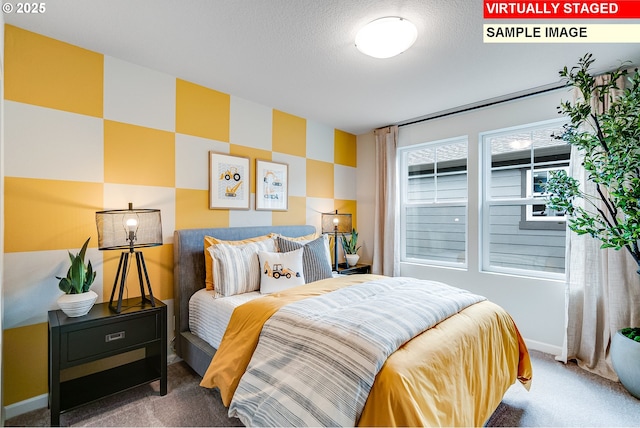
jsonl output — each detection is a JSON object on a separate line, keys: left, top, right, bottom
{"left": 6, "top": 0, "right": 640, "bottom": 134}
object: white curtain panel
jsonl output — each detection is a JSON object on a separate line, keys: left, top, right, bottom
{"left": 373, "top": 126, "right": 399, "bottom": 276}
{"left": 559, "top": 74, "right": 640, "bottom": 380}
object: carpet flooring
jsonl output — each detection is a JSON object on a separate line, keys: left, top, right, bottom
{"left": 6, "top": 350, "right": 640, "bottom": 427}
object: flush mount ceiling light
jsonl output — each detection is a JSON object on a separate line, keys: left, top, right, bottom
{"left": 355, "top": 16, "right": 417, "bottom": 59}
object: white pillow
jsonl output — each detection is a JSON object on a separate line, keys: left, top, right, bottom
{"left": 258, "top": 248, "right": 305, "bottom": 294}
{"left": 208, "top": 238, "right": 276, "bottom": 297}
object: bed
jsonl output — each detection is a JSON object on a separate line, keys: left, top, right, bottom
{"left": 173, "top": 225, "right": 532, "bottom": 427}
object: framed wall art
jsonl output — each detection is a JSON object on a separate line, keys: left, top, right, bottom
{"left": 255, "top": 159, "right": 288, "bottom": 211}
{"left": 209, "top": 152, "right": 250, "bottom": 209}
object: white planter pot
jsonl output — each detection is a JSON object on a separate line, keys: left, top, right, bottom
{"left": 345, "top": 254, "right": 360, "bottom": 267}
{"left": 611, "top": 328, "right": 640, "bottom": 399}
{"left": 57, "top": 290, "right": 98, "bottom": 317}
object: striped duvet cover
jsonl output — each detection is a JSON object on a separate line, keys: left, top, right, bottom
{"left": 228, "top": 277, "right": 485, "bottom": 426}
{"left": 200, "top": 274, "right": 532, "bottom": 427}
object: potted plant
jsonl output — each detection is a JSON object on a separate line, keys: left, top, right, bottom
{"left": 544, "top": 53, "right": 640, "bottom": 398}
{"left": 340, "top": 229, "right": 362, "bottom": 267}
{"left": 56, "top": 237, "right": 98, "bottom": 317}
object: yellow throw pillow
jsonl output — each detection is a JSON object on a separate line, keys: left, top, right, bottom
{"left": 271, "top": 232, "right": 317, "bottom": 243}
{"left": 204, "top": 234, "right": 273, "bottom": 291}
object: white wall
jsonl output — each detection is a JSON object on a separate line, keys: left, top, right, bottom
{"left": 357, "top": 88, "right": 571, "bottom": 354}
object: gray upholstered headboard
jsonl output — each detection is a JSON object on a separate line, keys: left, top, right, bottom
{"left": 173, "top": 225, "right": 316, "bottom": 375}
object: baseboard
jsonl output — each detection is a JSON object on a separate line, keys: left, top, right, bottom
{"left": 4, "top": 393, "right": 48, "bottom": 420}
{"left": 525, "top": 338, "right": 562, "bottom": 356}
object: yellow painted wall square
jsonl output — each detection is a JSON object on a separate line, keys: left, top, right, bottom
{"left": 175, "top": 188, "right": 230, "bottom": 229}
{"left": 176, "top": 79, "right": 230, "bottom": 141}
{"left": 4, "top": 177, "right": 103, "bottom": 253}
{"left": 273, "top": 196, "right": 307, "bottom": 226}
{"left": 4, "top": 25, "right": 103, "bottom": 118}
{"left": 334, "top": 129, "right": 357, "bottom": 167}
{"left": 3, "top": 323, "right": 48, "bottom": 405}
{"left": 335, "top": 199, "right": 358, "bottom": 229}
{"left": 104, "top": 120, "right": 175, "bottom": 187}
{"left": 306, "top": 159, "right": 334, "bottom": 199}
{"left": 273, "top": 110, "right": 306, "bottom": 157}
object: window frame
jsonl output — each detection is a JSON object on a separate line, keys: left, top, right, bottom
{"left": 521, "top": 166, "right": 569, "bottom": 226}
{"left": 480, "top": 117, "right": 568, "bottom": 280}
{"left": 399, "top": 135, "right": 469, "bottom": 269}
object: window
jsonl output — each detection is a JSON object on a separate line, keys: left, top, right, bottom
{"left": 399, "top": 137, "right": 468, "bottom": 267}
{"left": 524, "top": 167, "right": 568, "bottom": 223}
{"left": 481, "top": 119, "right": 569, "bottom": 278}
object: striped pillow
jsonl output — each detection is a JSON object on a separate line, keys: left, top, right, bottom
{"left": 204, "top": 234, "right": 273, "bottom": 291}
{"left": 275, "top": 233, "right": 332, "bottom": 268}
{"left": 276, "top": 236, "right": 333, "bottom": 283}
{"left": 208, "top": 238, "right": 276, "bottom": 297}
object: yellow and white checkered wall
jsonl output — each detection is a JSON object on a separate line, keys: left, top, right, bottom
{"left": 2, "top": 25, "right": 358, "bottom": 407}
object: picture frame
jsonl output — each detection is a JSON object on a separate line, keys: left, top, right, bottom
{"left": 255, "top": 159, "right": 288, "bottom": 211}
{"left": 209, "top": 152, "right": 250, "bottom": 210}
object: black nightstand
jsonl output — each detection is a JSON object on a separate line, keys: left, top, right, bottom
{"left": 48, "top": 297, "right": 167, "bottom": 426}
{"left": 336, "top": 263, "right": 372, "bottom": 275}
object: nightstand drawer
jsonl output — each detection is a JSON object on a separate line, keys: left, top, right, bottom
{"left": 65, "top": 313, "right": 158, "bottom": 362}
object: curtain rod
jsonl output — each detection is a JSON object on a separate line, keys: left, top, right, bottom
{"left": 394, "top": 60, "right": 638, "bottom": 129}
{"left": 395, "top": 82, "right": 567, "bottom": 128}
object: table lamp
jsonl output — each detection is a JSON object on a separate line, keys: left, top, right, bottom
{"left": 96, "top": 203, "right": 162, "bottom": 313}
{"left": 321, "top": 210, "right": 352, "bottom": 271}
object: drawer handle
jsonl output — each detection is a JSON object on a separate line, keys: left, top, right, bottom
{"left": 105, "top": 331, "right": 125, "bottom": 342}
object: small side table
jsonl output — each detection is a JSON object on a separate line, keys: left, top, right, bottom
{"left": 336, "top": 263, "right": 372, "bottom": 275}
{"left": 48, "top": 297, "right": 167, "bottom": 426}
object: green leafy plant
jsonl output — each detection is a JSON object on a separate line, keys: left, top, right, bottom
{"left": 340, "top": 229, "right": 362, "bottom": 255}
{"left": 56, "top": 237, "right": 96, "bottom": 294}
{"left": 620, "top": 327, "right": 640, "bottom": 343}
{"left": 544, "top": 54, "right": 640, "bottom": 341}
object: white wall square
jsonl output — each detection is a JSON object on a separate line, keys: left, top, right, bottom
{"left": 3, "top": 249, "right": 104, "bottom": 329}
{"left": 334, "top": 164, "right": 357, "bottom": 200}
{"left": 271, "top": 153, "right": 306, "bottom": 197}
{"left": 103, "top": 184, "right": 176, "bottom": 244}
{"left": 306, "top": 120, "right": 334, "bottom": 162}
{"left": 230, "top": 96, "right": 272, "bottom": 151}
{"left": 4, "top": 101, "right": 104, "bottom": 182}
{"left": 176, "top": 133, "right": 229, "bottom": 190}
{"left": 305, "top": 197, "right": 335, "bottom": 233}
{"left": 104, "top": 56, "right": 176, "bottom": 132}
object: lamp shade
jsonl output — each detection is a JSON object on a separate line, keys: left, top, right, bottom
{"left": 321, "top": 211, "right": 352, "bottom": 234}
{"left": 96, "top": 204, "right": 162, "bottom": 251}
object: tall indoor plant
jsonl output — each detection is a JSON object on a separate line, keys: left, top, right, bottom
{"left": 545, "top": 54, "right": 640, "bottom": 397}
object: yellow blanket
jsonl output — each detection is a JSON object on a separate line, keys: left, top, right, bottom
{"left": 201, "top": 275, "right": 532, "bottom": 426}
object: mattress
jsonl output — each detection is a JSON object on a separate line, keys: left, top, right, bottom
{"left": 189, "top": 288, "right": 262, "bottom": 349}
